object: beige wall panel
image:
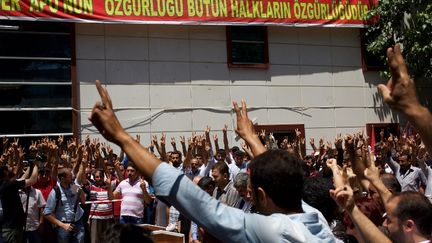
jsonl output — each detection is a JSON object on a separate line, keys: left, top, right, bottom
{"left": 105, "top": 60, "right": 149, "bottom": 84}
{"left": 105, "top": 37, "right": 149, "bottom": 60}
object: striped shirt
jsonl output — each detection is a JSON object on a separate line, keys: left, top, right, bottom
{"left": 114, "top": 178, "right": 147, "bottom": 218}
{"left": 89, "top": 185, "right": 113, "bottom": 220}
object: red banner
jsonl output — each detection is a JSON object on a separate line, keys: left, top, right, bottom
{"left": 0, "top": 0, "right": 377, "bottom": 27}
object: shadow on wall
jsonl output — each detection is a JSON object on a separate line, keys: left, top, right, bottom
{"left": 363, "top": 70, "right": 401, "bottom": 123}
{"left": 363, "top": 70, "right": 432, "bottom": 124}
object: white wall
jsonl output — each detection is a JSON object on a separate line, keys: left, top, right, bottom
{"left": 76, "top": 23, "right": 401, "bottom": 153}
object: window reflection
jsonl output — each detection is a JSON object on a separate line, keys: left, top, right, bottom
{"left": 0, "top": 33, "right": 71, "bottom": 58}
{"left": 0, "top": 110, "right": 72, "bottom": 135}
{"left": 0, "top": 60, "right": 71, "bottom": 82}
{"left": 0, "top": 85, "right": 71, "bottom": 107}
{"left": 0, "top": 20, "right": 73, "bottom": 138}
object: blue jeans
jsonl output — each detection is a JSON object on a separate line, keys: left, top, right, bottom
{"left": 119, "top": 216, "right": 143, "bottom": 225}
{"left": 55, "top": 218, "right": 84, "bottom": 243}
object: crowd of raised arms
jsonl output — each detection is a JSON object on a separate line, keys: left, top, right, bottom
{"left": 0, "top": 44, "right": 431, "bottom": 243}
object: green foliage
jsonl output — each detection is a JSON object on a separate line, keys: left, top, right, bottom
{"left": 365, "top": 0, "right": 432, "bottom": 79}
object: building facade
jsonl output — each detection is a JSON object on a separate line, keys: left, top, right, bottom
{"left": 1, "top": 8, "right": 431, "bottom": 152}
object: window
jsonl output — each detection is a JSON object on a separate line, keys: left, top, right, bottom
{"left": 366, "top": 123, "right": 400, "bottom": 142}
{"left": 361, "top": 30, "right": 386, "bottom": 71}
{"left": 226, "top": 26, "right": 269, "bottom": 68}
{"left": 254, "top": 124, "right": 305, "bottom": 153}
{"left": 0, "top": 20, "right": 75, "bottom": 143}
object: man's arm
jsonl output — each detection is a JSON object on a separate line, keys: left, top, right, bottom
{"left": 233, "top": 101, "right": 266, "bottom": 157}
{"left": 180, "top": 136, "right": 188, "bottom": 160}
{"left": 160, "top": 133, "right": 168, "bottom": 162}
{"left": 170, "top": 137, "right": 177, "bottom": 152}
{"left": 25, "top": 164, "right": 38, "bottom": 187}
{"left": 113, "top": 183, "right": 122, "bottom": 199}
{"left": 140, "top": 179, "right": 154, "bottom": 204}
{"left": 386, "top": 155, "right": 400, "bottom": 174}
{"left": 363, "top": 158, "right": 393, "bottom": 212}
{"left": 222, "top": 125, "right": 233, "bottom": 164}
{"left": 330, "top": 179, "right": 391, "bottom": 243}
{"left": 113, "top": 159, "right": 124, "bottom": 181}
{"left": 44, "top": 190, "right": 74, "bottom": 232}
{"left": 378, "top": 44, "right": 432, "bottom": 155}
{"left": 213, "top": 134, "right": 220, "bottom": 154}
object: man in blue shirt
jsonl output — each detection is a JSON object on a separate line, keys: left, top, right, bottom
{"left": 89, "top": 81, "right": 337, "bottom": 242}
{"left": 44, "top": 168, "right": 86, "bottom": 243}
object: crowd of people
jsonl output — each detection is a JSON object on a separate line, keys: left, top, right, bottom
{"left": 0, "top": 43, "right": 431, "bottom": 243}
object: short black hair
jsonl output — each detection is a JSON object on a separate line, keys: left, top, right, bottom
{"left": 303, "top": 176, "right": 337, "bottom": 223}
{"left": 57, "top": 167, "right": 71, "bottom": 180}
{"left": 127, "top": 162, "right": 138, "bottom": 171}
{"left": 392, "top": 192, "right": 432, "bottom": 238}
{"left": 234, "top": 150, "right": 245, "bottom": 157}
{"left": 231, "top": 146, "right": 240, "bottom": 153}
{"left": 380, "top": 173, "right": 401, "bottom": 193}
{"left": 171, "top": 151, "right": 182, "bottom": 157}
{"left": 217, "top": 149, "right": 225, "bottom": 155}
{"left": 249, "top": 149, "right": 304, "bottom": 211}
{"left": 212, "top": 161, "right": 229, "bottom": 176}
{"left": 197, "top": 176, "right": 215, "bottom": 190}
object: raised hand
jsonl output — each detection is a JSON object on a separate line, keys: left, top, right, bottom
{"left": 269, "top": 132, "right": 275, "bottom": 143}
{"left": 259, "top": 129, "right": 266, "bottom": 140}
{"left": 326, "top": 141, "right": 333, "bottom": 151}
{"left": 2, "top": 137, "right": 8, "bottom": 147}
{"left": 29, "top": 141, "right": 38, "bottom": 154}
{"left": 326, "top": 158, "right": 338, "bottom": 170}
{"left": 344, "top": 134, "right": 354, "bottom": 150}
{"left": 17, "top": 147, "right": 25, "bottom": 160}
{"left": 140, "top": 178, "right": 147, "bottom": 190}
{"left": 378, "top": 43, "right": 419, "bottom": 113}
{"left": 319, "top": 138, "right": 324, "bottom": 149}
{"left": 12, "top": 138, "right": 19, "bottom": 148}
{"left": 295, "top": 128, "right": 301, "bottom": 138}
{"left": 364, "top": 161, "right": 380, "bottom": 184}
{"left": 330, "top": 185, "right": 355, "bottom": 212}
{"left": 89, "top": 80, "right": 126, "bottom": 144}
{"left": 57, "top": 135, "right": 64, "bottom": 146}
{"left": 233, "top": 101, "right": 255, "bottom": 141}
{"left": 152, "top": 135, "right": 158, "bottom": 146}
{"left": 222, "top": 124, "right": 228, "bottom": 133}
{"left": 334, "top": 133, "right": 343, "bottom": 149}
{"left": 68, "top": 138, "right": 77, "bottom": 152}
{"left": 85, "top": 135, "right": 91, "bottom": 147}
{"left": 309, "top": 138, "right": 314, "bottom": 147}
{"left": 233, "top": 100, "right": 265, "bottom": 156}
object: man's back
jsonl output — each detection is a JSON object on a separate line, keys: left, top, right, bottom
{"left": 153, "top": 163, "right": 336, "bottom": 242}
{"left": 0, "top": 179, "right": 26, "bottom": 229}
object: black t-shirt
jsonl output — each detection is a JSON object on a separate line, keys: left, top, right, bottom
{"left": 0, "top": 179, "right": 26, "bottom": 229}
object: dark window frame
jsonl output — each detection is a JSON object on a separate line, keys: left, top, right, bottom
{"left": 360, "top": 30, "right": 386, "bottom": 72}
{"left": 366, "top": 123, "right": 400, "bottom": 142}
{"left": 0, "top": 21, "right": 77, "bottom": 139}
{"left": 253, "top": 124, "right": 305, "bottom": 154}
{"left": 226, "top": 26, "right": 269, "bottom": 69}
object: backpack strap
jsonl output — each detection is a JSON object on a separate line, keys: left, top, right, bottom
{"left": 53, "top": 185, "right": 62, "bottom": 213}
